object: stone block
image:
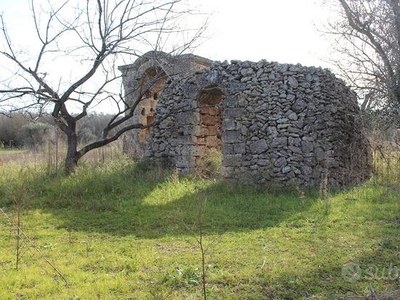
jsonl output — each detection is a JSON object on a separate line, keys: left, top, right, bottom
{"left": 233, "top": 143, "right": 246, "bottom": 154}
{"left": 267, "top": 126, "right": 278, "bottom": 137}
{"left": 191, "top": 125, "right": 202, "bottom": 136}
{"left": 250, "top": 139, "right": 268, "bottom": 154}
{"left": 223, "top": 130, "right": 241, "bottom": 143}
{"left": 292, "top": 99, "right": 307, "bottom": 113}
{"left": 288, "top": 136, "right": 301, "bottom": 147}
{"left": 206, "top": 136, "right": 220, "bottom": 147}
{"left": 176, "top": 135, "right": 196, "bottom": 145}
{"left": 288, "top": 146, "right": 302, "bottom": 154}
{"left": 222, "top": 143, "right": 234, "bottom": 154}
{"left": 287, "top": 76, "right": 299, "bottom": 88}
{"left": 201, "top": 114, "right": 218, "bottom": 126}
{"left": 257, "top": 159, "right": 271, "bottom": 166}
{"left": 282, "top": 165, "right": 291, "bottom": 173}
{"left": 225, "top": 107, "right": 245, "bottom": 118}
{"left": 207, "top": 126, "right": 219, "bottom": 136}
{"left": 241, "top": 68, "right": 254, "bottom": 76}
{"left": 197, "top": 137, "right": 206, "bottom": 145}
{"left": 224, "top": 154, "right": 242, "bottom": 167}
{"left": 288, "top": 112, "right": 298, "bottom": 121}
{"left": 315, "top": 147, "right": 326, "bottom": 162}
{"left": 274, "top": 157, "right": 287, "bottom": 167}
{"left": 223, "top": 119, "right": 236, "bottom": 130}
{"left": 270, "top": 137, "right": 288, "bottom": 148}
{"left": 175, "top": 112, "right": 199, "bottom": 125}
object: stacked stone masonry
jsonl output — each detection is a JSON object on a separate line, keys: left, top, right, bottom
{"left": 119, "top": 51, "right": 371, "bottom": 187}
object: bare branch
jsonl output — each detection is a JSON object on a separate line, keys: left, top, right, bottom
{"left": 0, "top": 0, "right": 208, "bottom": 174}
{"left": 321, "top": 0, "right": 400, "bottom": 112}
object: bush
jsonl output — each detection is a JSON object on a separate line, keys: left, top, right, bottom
{"left": 195, "top": 149, "right": 222, "bottom": 178}
{"left": 19, "top": 122, "right": 54, "bottom": 149}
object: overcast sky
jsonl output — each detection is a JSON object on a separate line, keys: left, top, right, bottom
{"left": 194, "top": 0, "right": 333, "bottom": 68}
{"left": 0, "top": 0, "right": 333, "bottom": 68}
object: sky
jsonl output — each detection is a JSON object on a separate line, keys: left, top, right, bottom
{"left": 0, "top": 0, "right": 333, "bottom": 67}
{"left": 194, "top": 0, "right": 333, "bottom": 68}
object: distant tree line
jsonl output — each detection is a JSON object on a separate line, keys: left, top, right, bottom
{"left": 0, "top": 112, "right": 119, "bottom": 149}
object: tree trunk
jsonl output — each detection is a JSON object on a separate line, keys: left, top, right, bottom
{"left": 65, "top": 132, "right": 79, "bottom": 175}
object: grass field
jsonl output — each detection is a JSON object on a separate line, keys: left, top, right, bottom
{"left": 0, "top": 151, "right": 399, "bottom": 299}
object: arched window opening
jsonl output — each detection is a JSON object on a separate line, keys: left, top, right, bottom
{"left": 136, "top": 67, "right": 166, "bottom": 143}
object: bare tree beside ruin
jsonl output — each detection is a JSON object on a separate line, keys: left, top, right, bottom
{"left": 323, "top": 0, "right": 400, "bottom": 117}
{"left": 0, "top": 0, "right": 206, "bottom": 174}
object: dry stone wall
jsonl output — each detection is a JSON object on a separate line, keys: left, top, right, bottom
{"left": 121, "top": 52, "right": 371, "bottom": 187}
{"left": 119, "top": 51, "right": 212, "bottom": 158}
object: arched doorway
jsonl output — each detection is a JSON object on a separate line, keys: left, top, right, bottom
{"left": 196, "top": 85, "right": 225, "bottom": 174}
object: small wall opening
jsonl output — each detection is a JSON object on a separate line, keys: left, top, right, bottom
{"left": 196, "top": 85, "right": 225, "bottom": 174}
{"left": 136, "top": 67, "right": 166, "bottom": 143}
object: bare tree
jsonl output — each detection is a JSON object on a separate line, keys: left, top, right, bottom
{"left": 322, "top": 0, "right": 400, "bottom": 116}
{"left": 0, "top": 0, "right": 207, "bottom": 174}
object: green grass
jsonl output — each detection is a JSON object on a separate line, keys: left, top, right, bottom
{"left": 0, "top": 155, "right": 400, "bottom": 299}
{"left": 0, "top": 149, "right": 27, "bottom": 154}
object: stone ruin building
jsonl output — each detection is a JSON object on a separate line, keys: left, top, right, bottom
{"left": 119, "top": 51, "right": 371, "bottom": 187}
